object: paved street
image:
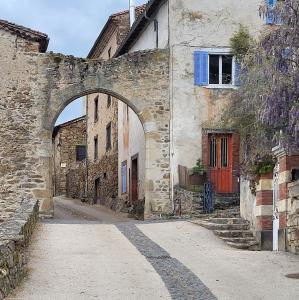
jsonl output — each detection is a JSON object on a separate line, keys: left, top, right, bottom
{"left": 8, "top": 197, "right": 299, "bottom": 300}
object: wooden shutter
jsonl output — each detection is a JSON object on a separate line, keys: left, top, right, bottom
{"left": 194, "top": 51, "right": 208, "bottom": 86}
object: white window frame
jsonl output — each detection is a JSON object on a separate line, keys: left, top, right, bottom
{"left": 200, "top": 48, "right": 237, "bottom": 89}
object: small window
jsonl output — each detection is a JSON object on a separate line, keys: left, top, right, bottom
{"left": 94, "top": 136, "right": 98, "bottom": 160}
{"left": 108, "top": 47, "right": 112, "bottom": 59}
{"left": 107, "top": 95, "right": 111, "bottom": 108}
{"left": 209, "top": 136, "right": 217, "bottom": 167}
{"left": 76, "top": 145, "right": 86, "bottom": 161}
{"left": 106, "top": 123, "right": 111, "bottom": 151}
{"left": 209, "top": 55, "right": 233, "bottom": 85}
{"left": 94, "top": 96, "right": 99, "bottom": 122}
{"left": 221, "top": 137, "right": 228, "bottom": 167}
{"left": 121, "top": 161, "right": 127, "bottom": 194}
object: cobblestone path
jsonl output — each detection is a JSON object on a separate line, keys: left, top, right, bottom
{"left": 117, "top": 223, "right": 216, "bottom": 300}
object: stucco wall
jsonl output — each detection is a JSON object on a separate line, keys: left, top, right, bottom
{"left": 168, "top": 0, "right": 264, "bottom": 184}
{"left": 130, "top": 0, "right": 169, "bottom": 51}
{"left": 118, "top": 103, "right": 145, "bottom": 202}
{"left": 240, "top": 178, "right": 257, "bottom": 230}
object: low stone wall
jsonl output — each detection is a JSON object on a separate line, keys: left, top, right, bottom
{"left": 287, "top": 180, "right": 299, "bottom": 255}
{"left": 0, "top": 199, "right": 39, "bottom": 299}
{"left": 174, "top": 186, "right": 203, "bottom": 215}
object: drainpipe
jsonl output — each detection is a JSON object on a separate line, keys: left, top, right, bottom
{"left": 129, "top": 0, "right": 136, "bottom": 27}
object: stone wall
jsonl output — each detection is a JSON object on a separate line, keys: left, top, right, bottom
{"left": 53, "top": 117, "right": 86, "bottom": 198}
{"left": 0, "top": 20, "right": 171, "bottom": 219}
{"left": 287, "top": 180, "right": 299, "bottom": 254}
{"left": 174, "top": 186, "right": 203, "bottom": 215}
{"left": 0, "top": 199, "right": 39, "bottom": 299}
{"left": 87, "top": 152, "right": 119, "bottom": 209}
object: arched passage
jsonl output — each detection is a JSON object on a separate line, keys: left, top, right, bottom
{"left": 35, "top": 49, "right": 171, "bottom": 219}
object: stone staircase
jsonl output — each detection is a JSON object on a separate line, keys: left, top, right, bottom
{"left": 191, "top": 208, "right": 260, "bottom": 250}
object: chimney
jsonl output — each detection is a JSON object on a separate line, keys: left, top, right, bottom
{"left": 129, "top": 0, "right": 136, "bottom": 27}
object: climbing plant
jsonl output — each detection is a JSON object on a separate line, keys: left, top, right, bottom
{"left": 220, "top": 0, "right": 299, "bottom": 180}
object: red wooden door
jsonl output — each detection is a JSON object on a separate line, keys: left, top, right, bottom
{"left": 131, "top": 156, "right": 138, "bottom": 203}
{"left": 208, "top": 134, "right": 233, "bottom": 193}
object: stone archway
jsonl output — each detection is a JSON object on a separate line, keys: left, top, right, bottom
{"left": 0, "top": 48, "right": 171, "bottom": 219}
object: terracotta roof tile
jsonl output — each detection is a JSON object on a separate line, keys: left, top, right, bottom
{"left": 0, "top": 19, "right": 49, "bottom": 52}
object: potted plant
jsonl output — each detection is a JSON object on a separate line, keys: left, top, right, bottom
{"left": 188, "top": 159, "right": 207, "bottom": 186}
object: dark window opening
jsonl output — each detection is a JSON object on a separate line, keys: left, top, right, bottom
{"left": 221, "top": 137, "right": 228, "bottom": 167}
{"left": 103, "top": 172, "right": 107, "bottom": 179}
{"left": 222, "top": 55, "right": 233, "bottom": 84}
{"left": 209, "top": 55, "right": 219, "bottom": 84}
{"left": 108, "top": 47, "right": 112, "bottom": 59}
{"left": 106, "top": 123, "right": 111, "bottom": 151}
{"left": 107, "top": 95, "right": 111, "bottom": 108}
{"left": 94, "top": 96, "right": 99, "bottom": 122}
{"left": 94, "top": 136, "right": 98, "bottom": 160}
{"left": 76, "top": 145, "right": 86, "bottom": 161}
{"left": 209, "top": 136, "right": 217, "bottom": 167}
{"left": 209, "top": 54, "right": 233, "bottom": 85}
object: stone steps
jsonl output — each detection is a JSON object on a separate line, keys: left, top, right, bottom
{"left": 193, "top": 219, "right": 249, "bottom": 231}
{"left": 190, "top": 216, "right": 260, "bottom": 251}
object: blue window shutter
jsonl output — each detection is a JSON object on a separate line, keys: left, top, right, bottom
{"left": 194, "top": 51, "right": 208, "bottom": 86}
{"left": 121, "top": 163, "right": 127, "bottom": 193}
{"left": 234, "top": 61, "right": 241, "bottom": 86}
{"left": 266, "top": 0, "right": 277, "bottom": 24}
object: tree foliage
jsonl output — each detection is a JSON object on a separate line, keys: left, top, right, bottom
{"left": 222, "top": 0, "right": 299, "bottom": 177}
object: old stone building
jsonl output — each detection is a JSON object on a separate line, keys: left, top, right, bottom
{"left": 52, "top": 116, "right": 87, "bottom": 199}
{"left": 86, "top": 6, "right": 144, "bottom": 210}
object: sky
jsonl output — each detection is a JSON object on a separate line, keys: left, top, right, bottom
{"left": 0, "top": 0, "right": 147, "bottom": 125}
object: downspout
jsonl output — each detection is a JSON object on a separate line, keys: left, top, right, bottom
{"left": 129, "top": 0, "right": 136, "bottom": 27}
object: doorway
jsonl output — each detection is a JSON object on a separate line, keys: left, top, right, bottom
{"left": 208, "top": 134, "right": 233, "bottom": 193}
{"left": 131, "top": 155, "right": 138, "bottom": 203}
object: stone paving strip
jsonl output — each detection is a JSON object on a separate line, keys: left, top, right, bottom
{"left": 117, "top": 223, "right": 216, "bottom": 300}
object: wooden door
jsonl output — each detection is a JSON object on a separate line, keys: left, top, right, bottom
{"left": 131, "top": 156, "right": 138, "bottom": 203}
{"left": 208, "top": 134, "right": 233, "bottom": 193}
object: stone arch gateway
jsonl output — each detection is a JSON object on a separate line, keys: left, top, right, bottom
{"left": 0, "top": 48, "right": 171, "bottom": 219}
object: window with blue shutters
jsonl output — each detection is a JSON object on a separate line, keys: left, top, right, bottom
{"left": 266, "top": 0, "right": 278, "bottom": 25}
{"left": 121, "top": 161, "right": 127, "bottom": 194}
{"left": 194, "top": 49, "right": 239, "bottom": 87}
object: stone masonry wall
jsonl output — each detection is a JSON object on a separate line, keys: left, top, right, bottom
{"left": 0, "top": 199, "right": 39, "bottom": 299}
{"left": 174, "top": 186, "right": 203, "bottom": 215}
{"left": 0, "top": 22, "right": 171, "bottom": 219}
{"left": 53, "top": 117, "right": 86, "bottom": 198}
{"left": 287, "top": 180, "right": 299, "bottom": 254}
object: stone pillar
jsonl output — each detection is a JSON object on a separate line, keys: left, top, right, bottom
{"left": 288, "top": 180, "right": 299, "bottom": 254}
{"left": 255, "top": 172, "right": 273, "bottom": 250}
{"left": 273, "top": 145, "right": 299, "bottom": 251}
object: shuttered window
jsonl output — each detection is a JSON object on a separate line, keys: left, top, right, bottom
{"left": 194, "top": 51, "right": 240, "bottom": 86}
{"left": 266, "top": 0, "right": 277, "bottom": 25}
{"left": 121, "top": 161, "right": 127, "bottom": 194}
